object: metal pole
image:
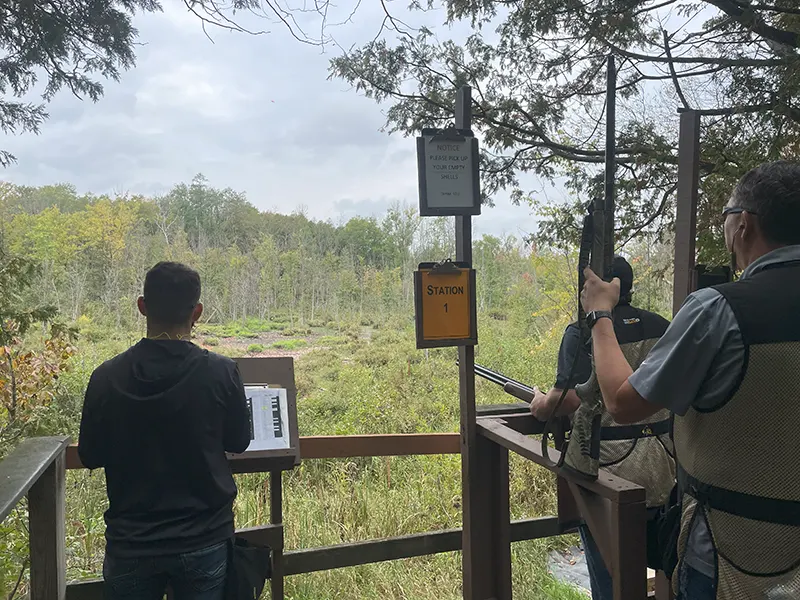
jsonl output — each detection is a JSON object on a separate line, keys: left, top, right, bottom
{"left": 454, "top": 86, "right": 482, "bottom": 599}
{"left": 673, "top": 110, "right": 700, "bottom": 315}
{"left": 603, "top": 55, "right": 616, "bottom": 275}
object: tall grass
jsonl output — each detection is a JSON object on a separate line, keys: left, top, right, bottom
{"left": 6, "top": 314, "right": 585, "bottom": 599}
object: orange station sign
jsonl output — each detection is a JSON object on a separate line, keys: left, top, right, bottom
{"left": 414, "top": 261, "right": 477, "bottom": 348}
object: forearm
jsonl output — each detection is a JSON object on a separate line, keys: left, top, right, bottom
{"left": 589, "top": 318, "right": 633, "bottom": 415}
{"left": 546, "top": 388, "right": 580, "bottom": 416}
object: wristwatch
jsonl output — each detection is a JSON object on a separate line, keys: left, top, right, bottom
{"left": 586, "top": 310, "right": 613, "bottom": 329}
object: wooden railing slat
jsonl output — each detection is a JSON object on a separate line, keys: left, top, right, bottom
{"left": 64, "top": 433, "right": 461, "bottom": 470}
{"left": 64, "top": 516, "right": 563, "bottom": 598}
{"left": 29, "top": 450, "right": 67, "bottom": 600}
{"left": 0, "top": 435, "right": 71, "bottom": 523}
{"left": 477, "top": 419, "right": 645, "bottom": 503}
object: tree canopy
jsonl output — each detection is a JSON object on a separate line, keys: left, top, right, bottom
{"left": 330, "top": 0, "right": 800, "bottom": 263}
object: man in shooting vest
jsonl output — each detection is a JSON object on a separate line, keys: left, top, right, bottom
{"left": 579, "top": 160, "right": 800, "bottom": 599}
{"left": 530, "top": 255, "right": 676, "bottom": 600}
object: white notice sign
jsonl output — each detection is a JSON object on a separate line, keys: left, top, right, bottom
{"left": 417, "top": 130, "right": 480, "bottom": 215}
{"left": 244, "top": 386, "right": 290, "bottom": 451}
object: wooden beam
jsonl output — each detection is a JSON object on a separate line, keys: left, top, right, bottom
{"left": 567, "top": 480, "right": 614, "bottom": 571}
{"left": 65, "top": 580, "right": 102, "bottom": 600}
{"left": 65, "top": 516, "right": 563, "bottom": 599}
{"left": 65, "top": 433, "right": 461, "bottom": 470}
{"left": 298, "top": 433, "right": 460, "bottom": 459}
{"left": 654, "top": 571, "right": 674, "bottom": 600}
{"left": 284, "top": 516, "right": 559, "bottom": 576}
{"left": 29, "top": 450, "right": 67, "bottom": 600}
{"left": 0, "top": 436, "right": 71, "bottom": 522}
{"left": 610, "top": 496, "right": 648, "bottom": 600}
{"left": 483, "top": 433, "right": 512, "bottom": 598}
{"left": 673, "top": 109, "right": 701, "bottom": 314}
{"left": 477, "top": 419, "right": 645, "bottom": 504}
{"left": 475, "top": 402, "right": 530, "bottom": 417}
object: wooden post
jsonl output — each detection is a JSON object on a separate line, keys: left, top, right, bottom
{"left": 270, "top": 470, "right": 284, "bottom": 600}
{"left": 454, "top": 85, "right": 483, "bottom": 600}
{"left": 487, "top": 440, "right": 511, "bottom": 599}
{"left": 609, "top": 498, "right": 647, "bottom": 600}
{"left": 673, "top": 110, "right": 700, "bottom": 314}
{"left": 28, "top": 451, "right": 66, "bottom": 600}
{"left": 655, "top": 571, "right": 674, "bottom": 600}
{"left": 471, "top": 432, "right": 512, "bottom": 599}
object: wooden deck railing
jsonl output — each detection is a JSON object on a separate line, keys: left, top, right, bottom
{"left": 0, "top": 436, "right": 71, "bottom": 600}
{"left": 1, "top": 426, "right": 666, "bottom": 600}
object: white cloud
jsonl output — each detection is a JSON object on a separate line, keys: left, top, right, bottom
{"left": 135, "top": 63, "right": 251, "bottom": 120}
{"left": 1, "top": 2, "right": 546, "bottom": 239}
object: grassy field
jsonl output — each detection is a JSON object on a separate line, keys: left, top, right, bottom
{"left": 4, "top": 313, "right": 588, "bottom": 599}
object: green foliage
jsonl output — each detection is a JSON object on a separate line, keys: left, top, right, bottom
{"left": 0, "top": 251, "right": 78, "bottom": 445}
{"left": 281, "top": 327, "right": 311, "bottom": 337}
{"left": 204, "top": 337, "right": 220, "bottom": 346}
{"left": 246, "top": 343, "right": 265, "bottom": 354}
{"left": 0, "top": 253, "right": 58, "bottom": 346}
{"left": 270, "top": 339, "right": 308, "bottom": 350}
{"left": 317, "top": 335, "right": 349, "bottom": 346}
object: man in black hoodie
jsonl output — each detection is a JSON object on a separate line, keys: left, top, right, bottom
{"left": 79, "top": 261, "right": 251, "bottom": 600}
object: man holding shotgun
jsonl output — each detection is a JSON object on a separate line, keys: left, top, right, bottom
{"left": 580, "top": 161, "right": 800, "bottom": 599}
{"left": 524, "top": 54, "right": 676, "bottom": 600}
{"left": 529, "top": 256, "right": 676, "bottom": 600}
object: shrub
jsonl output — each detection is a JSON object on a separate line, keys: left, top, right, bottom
{"left": 247, "top": 344, "right": 265, "bottom": 354}
{"left": 270, "top": 339, "right": 307, "bottom": 351}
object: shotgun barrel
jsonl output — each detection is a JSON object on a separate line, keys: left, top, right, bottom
{"left": 464, "top": 361, "right": 537, "bottom": 403}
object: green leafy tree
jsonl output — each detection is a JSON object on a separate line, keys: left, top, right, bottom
{"left": 0, "top": 252, "right": 75, "bottom": 445}
{"left": 329, "top": 0, "right": 800, "bottom": 259}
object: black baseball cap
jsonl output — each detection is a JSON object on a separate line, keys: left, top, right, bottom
{"left": 611, "top": 255, "right": 634, "bottom": 297}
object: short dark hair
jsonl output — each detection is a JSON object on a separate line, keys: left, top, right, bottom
{"left": 731, "top": 160, "right": 800, "bottom": 246}
{"left": 143, "top": 262, "right": 201, "bottom": 325}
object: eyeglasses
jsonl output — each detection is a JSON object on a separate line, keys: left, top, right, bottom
{"left": 722, "top": 206, "right": 757, "bottom": 217}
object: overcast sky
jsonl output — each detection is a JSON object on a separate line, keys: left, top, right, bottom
{"left": 0, "top": 2, "right": 558, "bottom": 239}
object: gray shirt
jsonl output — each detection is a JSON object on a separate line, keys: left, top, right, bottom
{"left": 628, "top": 245, "right": 800, "bottom": 577}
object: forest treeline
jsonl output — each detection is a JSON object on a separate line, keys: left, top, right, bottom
{"left": 0, "top": 174, "right": 674, "bottom": 336}
{"left": 0, "top": 174, "right": 574, "bottom": 332}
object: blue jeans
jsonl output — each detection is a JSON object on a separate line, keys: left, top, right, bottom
{"left": 579, "top": 524, "right": 613, "bottom": 600}
{"left": 103, "top": 541, "right": 228, "bottom": 600}
{"left": 676, "top": 562, "right": 716, "bottom": 600}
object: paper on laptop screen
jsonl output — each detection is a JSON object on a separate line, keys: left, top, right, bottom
{"left": 244, "top": 386, "right": 290, "bottom": 451}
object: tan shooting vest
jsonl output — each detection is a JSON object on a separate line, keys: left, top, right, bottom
{"left": 673, "top": 263, "right": 800, "bottom": 598}
{"left": 585, "top": 304, "right": 676, "bottom": 508}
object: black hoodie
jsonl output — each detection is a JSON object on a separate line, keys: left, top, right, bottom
{"left": 78, "top": 339, "right": 251, "bottom": 557}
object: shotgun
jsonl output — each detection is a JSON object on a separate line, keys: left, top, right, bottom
{"left": 466, "top": 361, "right": 571, "bottom": 446}
{"left": 470, "top": 361, "right": 537, "bottom": 403}
{"left": 557, "top": 55, "right": 617, "bottom": 481}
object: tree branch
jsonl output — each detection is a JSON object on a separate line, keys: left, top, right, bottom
{"left": 704, "top": 0, "right": 800, "bottom": 50}
{"left": 663, "top": 29, "right": 691, "bottom": 110}
{"left": 595, "top": 34, "right": 788, "bottom": 66}
{"left": 618, "top": 182, "right": 678, "bottom": 247}
{"left": 750, "top": 2, "right": 800, "bottom": 16}
{"left": 8, "top": 558, "right": 29, "bottom": 600}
